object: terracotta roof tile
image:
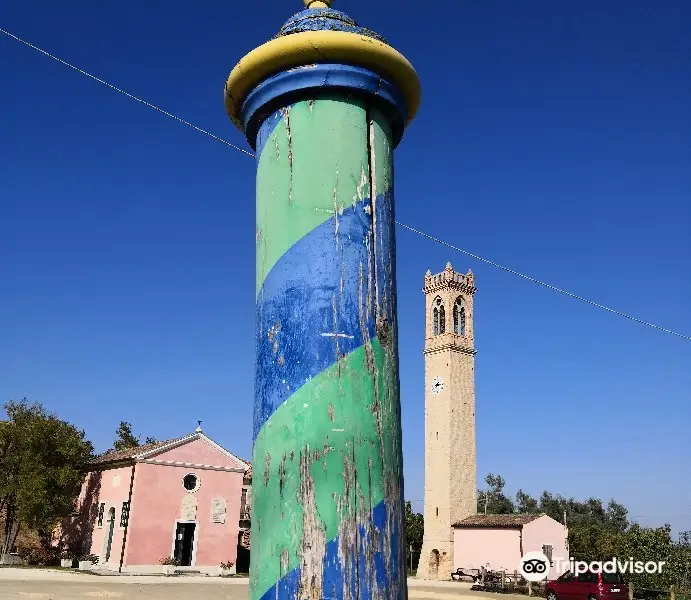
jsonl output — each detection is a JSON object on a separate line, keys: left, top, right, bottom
{"left": 452, "top": 513, "right": 544, "bottom": 528}
{"left": 89, "top": 435, "right": 190, "bottom": 465}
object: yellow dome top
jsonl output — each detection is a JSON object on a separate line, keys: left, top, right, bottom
{"left": 225, "top": 0, "right": 420, "bottom": 133}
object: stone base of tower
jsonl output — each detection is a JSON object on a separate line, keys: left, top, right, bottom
{"left": 416, "top": 539, "right": 454, "bottom": 581}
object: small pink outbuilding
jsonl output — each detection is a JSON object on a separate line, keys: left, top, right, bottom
{"left": 453, "top": 513, "right": 569, "bottom": 579}
{"left": 60, "top": 429, "right": 250, "bottom": 574}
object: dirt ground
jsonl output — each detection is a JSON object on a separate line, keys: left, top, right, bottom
{"left": 0, "top": 580, "right": 246, "bottom": 600}
{"left": 0, "top": 568, "right": 527, "bottom": 600}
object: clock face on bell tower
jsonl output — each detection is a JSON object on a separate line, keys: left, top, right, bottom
{"left": 431, "top": 376, "right": 444, "bottom": 394}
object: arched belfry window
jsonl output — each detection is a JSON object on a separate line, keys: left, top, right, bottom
{"left": 433, "top": 297, "right": 445, "bottom": 336}
{"left": 453, "top": 297, "right": 467, "bottom": 335}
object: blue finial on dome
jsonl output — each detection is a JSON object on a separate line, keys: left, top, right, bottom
{"left": 275, "top": 3, "right": 387, "bottom": 43}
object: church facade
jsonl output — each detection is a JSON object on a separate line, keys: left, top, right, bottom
{"left": 58, "top": 429, "right": 250, "bottom": 574}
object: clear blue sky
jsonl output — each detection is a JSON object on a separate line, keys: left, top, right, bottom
{"left": 2, "top": 0, "right": 689, "bottom": 535}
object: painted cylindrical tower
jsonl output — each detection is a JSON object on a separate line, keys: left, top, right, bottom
{"left": 225, "top": 2, "right": 420, "bottom": 599}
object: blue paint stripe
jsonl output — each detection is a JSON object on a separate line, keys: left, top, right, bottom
{"left": 255, "top": 106, "right": 285, "bottom": 160}
{"left": 243, "top": 64, "right": 407, "bottom": 151}
{"left": 254, "top": 195, "right": 384, "bottom": 441}
{"left": 257, "top": 500, "right": 406, "bottom": 600}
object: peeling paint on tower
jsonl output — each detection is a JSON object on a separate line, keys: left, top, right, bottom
{"left": 224, "top": 1, "right": 420, "bottom": 599}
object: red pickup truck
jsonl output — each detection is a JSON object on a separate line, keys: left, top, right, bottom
{"left": 545, "top": 570, "right": 629, "bottom": 600}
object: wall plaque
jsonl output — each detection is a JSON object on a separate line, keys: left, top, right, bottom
{"left": 182, "top": 495, "right": 197, "bottom": 520}
{"left": 211, "top": 497, "right": 227, "bottom": 524}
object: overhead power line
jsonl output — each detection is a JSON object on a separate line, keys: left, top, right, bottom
{"left": 396, "top": 223, "right": 691, "bottom": 342}
{"left": 2, "top": 26, "right": 689, "bottom": 343}
{"left": 0, "top": 27, "right": 254, "bottom": 157}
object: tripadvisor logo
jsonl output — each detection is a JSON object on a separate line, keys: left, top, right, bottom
{"left": 520, "top": 551, "right": 551, "bottom": 581}
{"left": 558, "top": 557, "right": 666, "bottom": 576}
{"left": 519, "top": 552, "right": 666, "bottom": 582}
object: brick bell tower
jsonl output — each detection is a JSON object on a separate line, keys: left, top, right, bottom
{"left": 417, "top": 262, "right": 478, "bottom": 580}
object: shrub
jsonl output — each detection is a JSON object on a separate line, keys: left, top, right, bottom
{"left": 160, "top": 556, "right": 180, "bottom": 566}
{"left": 16, "top": 544, "right": 59, "bottom": 566}
{"left": 219, "top": 560, "right": 235, "bottom": 570}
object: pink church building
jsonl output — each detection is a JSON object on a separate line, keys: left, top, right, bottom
{"left": 453, "top": 513, "right": 569, "bottom": 579}
{"left": 59, "top": 427, "right": 251, "bottom": 574}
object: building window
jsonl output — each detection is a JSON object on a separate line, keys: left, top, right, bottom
{"left": 183, "top": 473, "right": 200, "bottom": 492}
{"left": 436, "top": 507, "right": 439, "bottom": 517}
{"left": 97, "top": 503, "right": 105, "bottom": 527}
{"left": 433, "top": 297, "right": 445, "bottom": 336}
{"left": 542, "top": 544, "right": 553, "bottom": 565}
{"left": 120, "top": 502, "right": 130, "bottom": 528}
{"left": 453, "top": 298, "right": 466, "bottom": 335}
{"left": 240, "top": 488, "right": 248, "bottom": 517}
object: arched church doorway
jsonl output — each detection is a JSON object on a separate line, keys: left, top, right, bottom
{"left": 429, "top": 549, "right": 440, "bottom": 578}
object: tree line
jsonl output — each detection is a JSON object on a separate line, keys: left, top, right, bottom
{"left": 3, "top": 398, "right": 689, "bottom": 586}
{"left": 406, "top": 474, "right": 691, "bottom": 590}
{"left": 0, "top": 398, "right": 152, "bottom": 563}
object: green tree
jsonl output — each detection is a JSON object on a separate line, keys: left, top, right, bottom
{"left": 537, "top": 492, "right": 628, "bottom": 533}
{"left": 111, "top": 421, "right": 156, "bottom": 451}
{"left": 605, "top": 500, "right": 629, "bottom": 533}
{"left": 405, "top": 501, "right": 424, "bottom": 571}
{"left": 477, "top": 473, "right": 515, "bottom": 514}
{"left": 113, "top": 421, "right": 140, "bottom": 451}
{"left": 515, "top": 489, "right": 540, "bottom": 513}
{"left": 568, "top": 522, "right": 622, "bottom": 563}
{"left": 670, "top": 530, "right": 691, "bottom": 591}
{"left": 616, "top": 524, "right": 676, "bottom": 588}
{"left": 538, "top": 490, "right": 566, "bottom": 522}
{"left": 0, "top": 399, "right": 93, "bottom": 554}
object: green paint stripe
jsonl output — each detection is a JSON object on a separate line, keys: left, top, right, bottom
{"left": 256, "top": 96, "right": 394, "bottom": 297}
{"left": 250, "top": 338, "right": 398, "bottom": 597}
{"left": 370, "top": 106, "right": 394, "bottom": 201}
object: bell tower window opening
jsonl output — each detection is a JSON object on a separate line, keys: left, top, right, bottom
{"left": 453, "top": 297, "right": 466, "bottom": 335}
{"left": 433, "top": 297, "right": 445, "bottom": 336}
